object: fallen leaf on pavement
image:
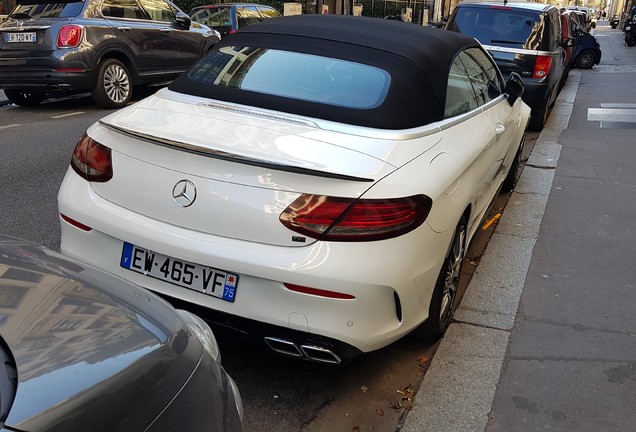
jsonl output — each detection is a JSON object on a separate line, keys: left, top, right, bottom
{"left": 376, "top": 408, "right": 384, "bottom": 416}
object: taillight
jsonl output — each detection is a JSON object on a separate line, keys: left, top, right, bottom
{"left": 57, "top": 24, "right": 83, "bottom": 48}
{"left": 70, "top": 133, "right": 113, "bottom": 182}
{"left": 279, "top": 194, "right": 432, "bottom": 242}
{"left": 533, "top": 55, "right": 552, "bottom": 79}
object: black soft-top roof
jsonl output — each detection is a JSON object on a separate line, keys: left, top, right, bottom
{"left": 170, "top": 15, "right": 483, "bottom": 129}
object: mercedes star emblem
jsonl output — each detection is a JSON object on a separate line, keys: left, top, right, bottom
{"left": 172, "top": 179, "right": 197, "bottom": 207}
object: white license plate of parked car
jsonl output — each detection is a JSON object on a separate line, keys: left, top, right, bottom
{"left": 120, "top": 242, "right": 238, "bottom": 302}
{"left": 5, "top": 32, "right": 36, "bottom": 43}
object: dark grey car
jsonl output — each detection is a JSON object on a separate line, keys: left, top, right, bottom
{"left": 0, "top": 235, "right": 243, "bottom": 431}
{"left": 445, "top": 2, "right": 572, "bottom": 131}
{"left": 0, "top": 0, "right": 219, "bottom": 108}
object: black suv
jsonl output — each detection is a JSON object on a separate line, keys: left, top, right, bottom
{"left": 446, "top": 2, "right": 572, "bottom": 131}
{"left": 0, "top": 0, "right": 220, "bottom": 108}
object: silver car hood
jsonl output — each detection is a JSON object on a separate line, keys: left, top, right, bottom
{"left": 0, "top": 236, "right": 202, "bottom": 432}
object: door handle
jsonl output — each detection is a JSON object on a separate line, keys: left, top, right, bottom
{"left": 117, "top": 26, "right": 131, "bottom": 32}
{"left": 495, "top": 123, "right": 506, "bottom": 135}
{"left": 160, "top": 28, "right": 172, "bottom": 32}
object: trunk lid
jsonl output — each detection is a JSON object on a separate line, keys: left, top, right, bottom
{"left": 89, "top": 89, "right": 441, "bottom": 247}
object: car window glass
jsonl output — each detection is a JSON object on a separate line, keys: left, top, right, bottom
{"left": 457, "top": 51, "right": 493, "bottom": 106}
{"left": 452, "top": 8, "right": 543, "bottom": 49}
{"left": 139, "top": 0, "right": 174, "bottom": 22}
{"left": 193, "top": 7, "right": 230, "bottom": 27}
{"left": 237, "top": 6, "right": 262, "bottom": 27}
{"left": 257, "top": 6, "right": 281, "bottom": 18}
{"left": 11, "top": 2, "right": 83, "bottom": 18}
{"left": 463, "top": 47, "right": 503, "bottom": 99}
{"left": 445, "top": 55, "right": 480, "bottom": 118}
{"left": 102, "top": 0, "right": 148, "bottom": 19}
{"left": 187, "top": 46, "right": 390, "bottom": 109}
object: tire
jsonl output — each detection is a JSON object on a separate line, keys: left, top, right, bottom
{"left": 415, "top": 216, "right": 467, "bottom": 341}
{"left": 612, "top": 24, "right": 617, "bottom": 29}
{"left": 574, "top": 49, "right": 597, "bottom": 69}
{"left": 528, "top": 106, "right": 547, "bottom": 131}
{"left": 4, "top": 90, "right": 45, "bottom": 107}
{"left": 626, "top": 32, "right": 636, "bottom": 47}
{"left": 502, "top": 133, "right": 525, "bottom": 193}
{"left": 92, "top": 59, "right": 132, "bottom": 108}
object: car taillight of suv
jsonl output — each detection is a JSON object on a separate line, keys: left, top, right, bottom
{"left": 57, "top": 25, "right": 84, "bottom": 48}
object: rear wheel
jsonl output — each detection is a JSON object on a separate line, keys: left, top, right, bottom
{"left": 528, "top": 105, "right": 548, "bottom": 131}
{"left": 574, "top": 49, "right": 597, "bottom": 69}
{"left": 502, "top": 133, "right": 525, "bottom": 192}
{"left": 92, "top": 58, "right": 132, "bottom": 108}
{"left": 4, "top": 90, "right": 45, "bottom": 107}
{"left": 626, "top": 32, "right": 636, "bottom": 47}
{"left": 416, "top": 216, "right": 467, "bottom": 341}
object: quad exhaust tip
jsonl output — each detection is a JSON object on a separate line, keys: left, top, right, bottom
{"left": 264, "top": 337, "right": 342, "bottom": 364}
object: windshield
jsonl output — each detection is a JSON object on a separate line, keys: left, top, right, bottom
{"left": 187, "top": 46, "right": 390, "bottom": 109}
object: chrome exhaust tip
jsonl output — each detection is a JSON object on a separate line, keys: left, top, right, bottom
{"left": 300, "top": 345, "right": 342, "bottom": 364}
{"left": 264, "top": 337, "right": 303, "bottom": 357}
{"left": 263, "top": 337, "right": 342, "bottom": 364}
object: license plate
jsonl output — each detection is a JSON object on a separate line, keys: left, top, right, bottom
{"left": 627, "top": 26, "right": 632, "bottom": 30}
{"left": 120, "top": 242, "right": 238, "bottom": 302}
{"left": 5, "top": 32, "right": 36, "bottom": 43}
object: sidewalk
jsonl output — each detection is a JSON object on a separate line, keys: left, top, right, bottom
{"left": 402, "top": 22, "right": 636, "bottom": 431}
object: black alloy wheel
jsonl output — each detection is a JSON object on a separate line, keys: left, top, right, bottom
{"left": 4, "top": 90, "right": 45, "bottom": 107}
{"left": 574, "top": 49, "right": 597, "bottom": 69}
{"left": 416, "top": 216, "right": 467, "bottom": 341}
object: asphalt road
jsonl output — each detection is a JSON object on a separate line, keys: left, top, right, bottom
{"left": 0, "top": 90, "right": 537, "bottom": 432}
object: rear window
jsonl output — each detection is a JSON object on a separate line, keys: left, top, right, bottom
{"left": 11, "top": 1, "right": 83, "bottom": 18}
{"left": 187, "top": 46, "right": 390, "bottom": 109}
{"left": 451, "top": 7, "right": 543, "bottom": 50}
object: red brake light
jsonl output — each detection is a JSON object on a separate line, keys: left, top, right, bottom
{"left": 70, "top": 133, "right": 113, "bottom": 182}
{"left": 280, "top": 194, "right": 432, "bottom": 242}
{"left": 57, "top": 25, "right": 83, "bottom": 48}
{"left": 533, "top": 55, "right": 552, "bottom": 79}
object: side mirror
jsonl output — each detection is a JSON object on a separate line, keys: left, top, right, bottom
{"left": 505, "top": 72, "right": 524, "bottom": 105}
{"left": 175, "top": 11, "right": 191, "bottom": 29}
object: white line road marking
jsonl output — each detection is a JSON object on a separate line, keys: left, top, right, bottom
{"left": 51, "top": 112, "right": 86, "bottom": 119}
{"left": 0, "top": 124, "right": 22, "bottom": 130}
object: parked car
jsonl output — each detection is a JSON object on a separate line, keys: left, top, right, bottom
{"left": 446, "top": 1, "right": 573, "bottom": 131}
{"left": 57, "top": 14, "right": 529, "bottom": 364}
{"left": 560, "top": 12, "right": 575, "bottom": 83}
{"left": 563, "top": 11, "right": 602, "bottom": 69}
{"left": 565, "top": 6, "right": 594, "bottom": 30}
{"left": 189, "top": 3, "right": 280, "bottom": 37}
{"left": 610, "top": 14, "right": 620, "bottom": 29}
{"left": 0, "top": 0, "right": 220, "bottom": 108}
{"left": 0, "top": 235, "right": 243, "bottom": 431}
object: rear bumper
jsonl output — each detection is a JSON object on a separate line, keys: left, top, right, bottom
{"left": 0, "top": 53, "right": 94, "bottom": 93}
{"left": 58, "top": 168, "right": 453, "bottom": 356}
{"left": 519, "top": 79, "right": 553, "bottom": 114}
{"left": 0, "top": 67, "right": 95, "bottom": 93}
